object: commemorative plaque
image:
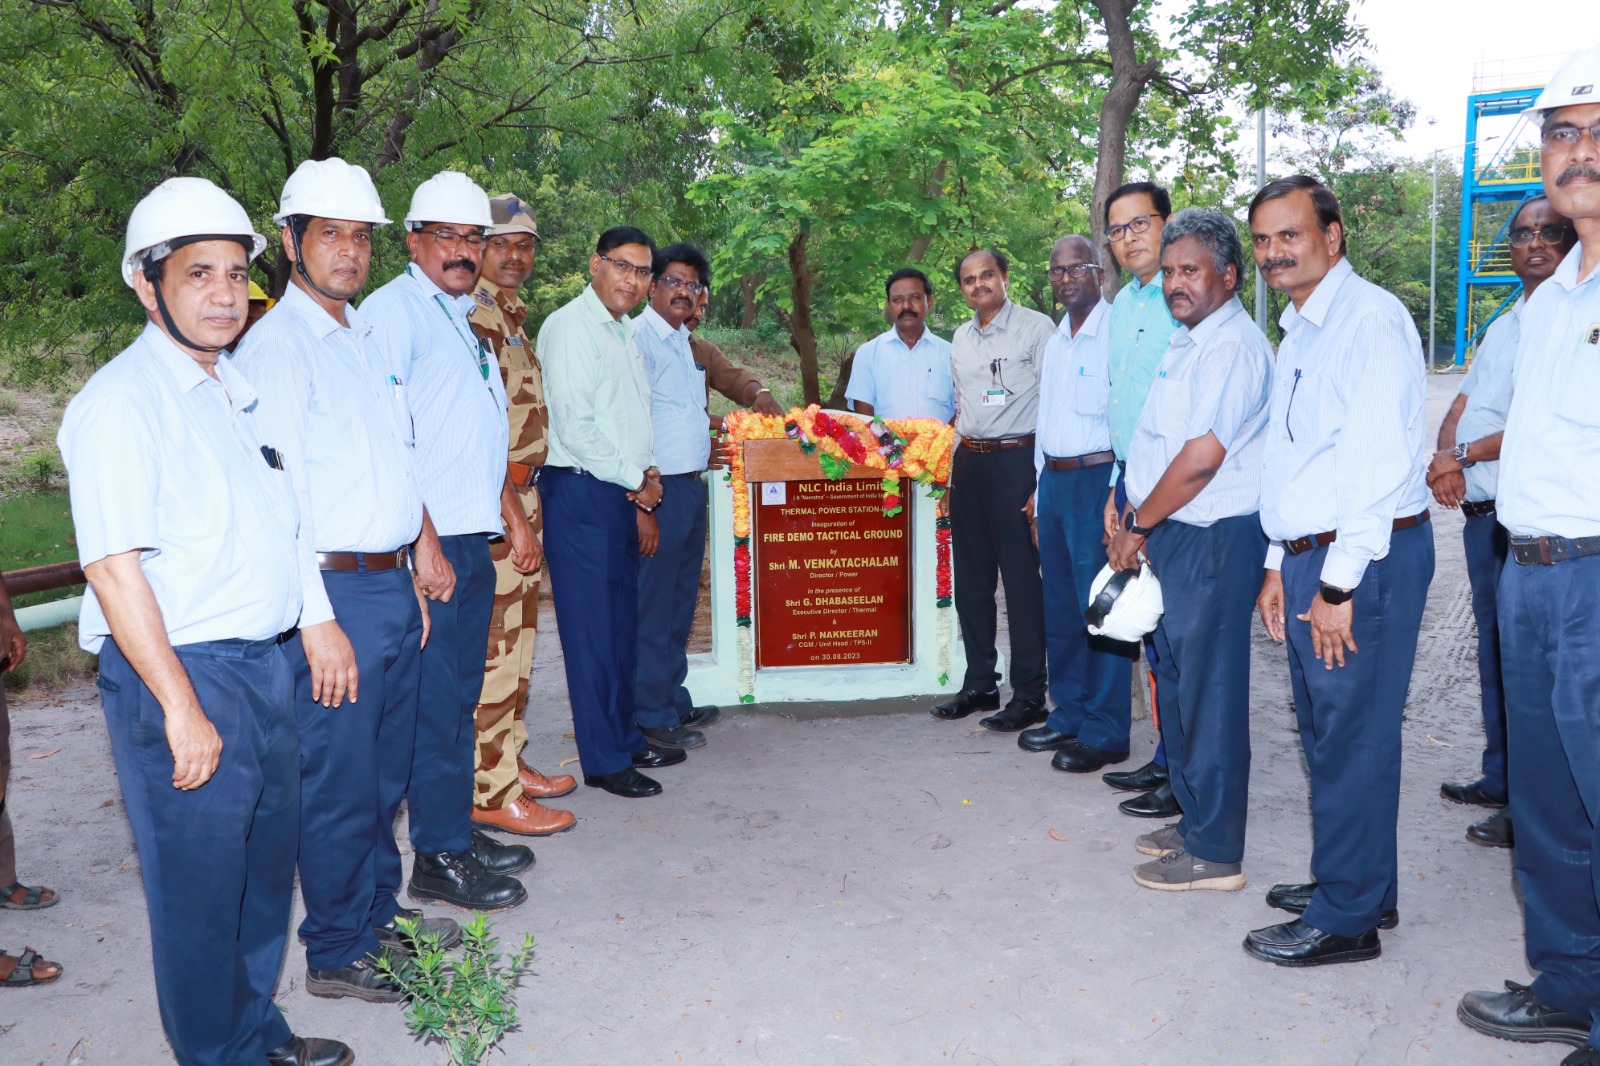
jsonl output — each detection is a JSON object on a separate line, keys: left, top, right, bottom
{"left": 753, "top": 477, "right": 912, "bottom": 668}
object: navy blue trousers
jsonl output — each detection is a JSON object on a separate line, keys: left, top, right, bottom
{"left": 1144, "top": 515, "right": 1266, "bottom": 864}
{"left": 1284, "top": 523, "right": 1433, "bottom": 937}
{"left": 635, "top": 474, "right": 708, "bottom": 731}
{"left": 952, "top": 446, "right": 1046, "bottom": 700}
{"left": 1038, "top": 465, "right": 1135, "bottom": 751}
{"left": 1115, "top": 470, "right": 1167, "bottom": 768}
{"left": 1500, "top": 552, "right": 1600, "bottom": 1045}
{"left": 542, "top": 466, "right": 647, "bottom": 777}
{"left": 291, "top": 566, "right": 421, "bottom": 969}
{"left": 406, "top": 534, "right": 493, "bottom": 859}
{"left": 99, "top": 637, "right": 297, "bottom": 1066}
{"left": 1463, "top": 511, "right": 1509, "bottom": 800}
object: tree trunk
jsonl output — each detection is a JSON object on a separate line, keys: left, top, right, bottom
{"left": 1088, "top": 0, "right": 1161, "bottom": 301}
{"left": 739, "top": 273, "right": 761, "bottom": 329}
{"left": 786, "top": 227, "right": 822, "bottom": 406}
{"left": 825, "top": 351, "right": 856, "bottom": 410}
{"left": 905, "top": 159, "right": 950, "bottom": 263}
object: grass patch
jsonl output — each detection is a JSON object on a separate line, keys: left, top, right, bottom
{"left": 3, "top": 622, "right": 95, "bottom": 694}
{"left": 0, "top": 488, "right": 78, "bottom": 597}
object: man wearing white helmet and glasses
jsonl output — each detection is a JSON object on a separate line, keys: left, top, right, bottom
{"left": 361, "top": 172, "right": 530, "bottom": 912}
{"left": 57, "top": 177, "right": 348, "bottom": 1065}
{"left": 1458, "top": 42, "right": 1600, "bottom": 1066}
{"left": 233, "top": 158, "right": 462, "bottom": 1008}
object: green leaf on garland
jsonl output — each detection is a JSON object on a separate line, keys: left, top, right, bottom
{"left": 817, "top": 452, "right": 851, "bottom": 479}
{"left": 938, "top": 673, "right": 949, "bottom": 686}
{"left": 739, "top": 694, "right": 756, "bottom": 704}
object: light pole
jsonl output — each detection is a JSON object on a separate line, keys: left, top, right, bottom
{"left": 1255, "top": 107, "right": 1268, "bottom": 332}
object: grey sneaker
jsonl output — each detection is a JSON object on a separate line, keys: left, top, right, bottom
{"left": 1132, "top": 848, "right": 1246, "bottom": 892}
{"left": 1135, "top": 823, "right": 1184, "bottom": 857}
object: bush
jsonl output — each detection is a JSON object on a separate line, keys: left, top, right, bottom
{"left": 23, "top": 450, "right": 60, "bottom": 490}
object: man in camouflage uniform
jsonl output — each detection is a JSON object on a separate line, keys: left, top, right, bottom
{"left": 468, "top": 194, "right": 579, "bottom": 837}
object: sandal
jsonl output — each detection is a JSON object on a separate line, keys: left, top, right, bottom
{"left": 0, "top": 948, "right": 62, "bottom": 987}
{"left": 0, "top": 883, "right": 59, "bottom": 910}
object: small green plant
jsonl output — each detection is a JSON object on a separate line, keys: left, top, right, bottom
{"left": 0, "top": 389, "right": 20, "bottom": 416}
{"left": 377, "top": 912, "right": 535, "bottom": 1066}
{"left": 23, "top": 450, "right": 60, "bottom": 490}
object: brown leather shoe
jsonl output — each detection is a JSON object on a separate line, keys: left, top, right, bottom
{"left": 473, "top": 793, "right": 576, "bottom": 837}
{"left": 518, "top": 759, "right": 577, "bottom": 799}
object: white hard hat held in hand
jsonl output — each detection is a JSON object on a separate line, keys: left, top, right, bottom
{"left": 274, "top": 158, "right": 391, "bottom": 226}
{"left": 1526, "top": 41, "right": 1600, "bottom": 121}
{"left": 122, "top": 177, "right": 266, "bottom": 288}
{"left": 404, "top": 171, "right": 493, "bottom": 231}
{"left": 1085, "top": 559, "right": 1164, "bottom": 643}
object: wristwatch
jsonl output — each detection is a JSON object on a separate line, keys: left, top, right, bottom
{"left": 1452, "top": 442, "right": 1475, "bottom": 468}
{"left": 1319, "top": 583, "right": 1354, "bottom": 605}
{"left": 1126, "top": 511, "right": 1157, "bottom": 537}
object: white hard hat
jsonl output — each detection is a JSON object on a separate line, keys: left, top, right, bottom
{"left": 122, "top": 177, "right": 266, "bottom": 288}
{"left": 1526, "top": 42, "right": 1600, "bottom": 122}
{"left": 404, "top": 171, "right": 492, "bottom": 230}
{"left": 274, "top": 158, "right": 390, "bottom": 226}
{"left": 1085, "top": 559, "right": 1164, "bottom": 643}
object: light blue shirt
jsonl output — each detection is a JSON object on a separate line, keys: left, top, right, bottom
{"left": 1455, "top": 298, "right": 1520, "bottom": 504}
{"left": 635, "top": 304, "right": 710, "bottom": 476}
{"left": 1126, "top": 298, "right": 1271, "bottom": 526}
{"left": 59, "top": 324, "right": 303, "bottom": 652}
{"left": 1107, "top": 274, "right": 1181, "bottom": 476}
{"left": 361, "top": 263, "right": 509, "bottom": 537}
{"left": 1260, "top": 258, "right": 1429, "bottom": 587}
{"left": 1034, "top": 299, "right": 1111, "bottom": 480}
{"left": 233, "top": 285, "right": 426, "bottom": 627}
{"left": 1500, "top": 245, "right": 1600, "bottom": 538}
{"left": 845, "top": 326, "right": 955, "bottom": 422}
{"left": 540, "top": 286, "right": 654, "bottom": 490}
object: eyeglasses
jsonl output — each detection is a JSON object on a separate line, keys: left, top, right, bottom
{"left": 1104, "top": 214, "right": 1157, "bottom": 243}
{"left": 1508, "top": 223, "right": 1572, "bottom": 248}
{"left": 598, "top": 252, "right": 652, "bottom": 281}
{"left": 419, "top": 228, "right": 486, "bottom": 249}
{"left": 1541, "top": 123, "right": 1600, "bottom": 149}
{"left": 1048, "top": 263, "right": 1103, "bottom": 281}
{"left": 655, "top": 275, "right": 707, "bottom": 296}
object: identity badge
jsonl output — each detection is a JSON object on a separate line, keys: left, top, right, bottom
{"left": 1586, "top": 323, "right": 1600, "bottom": 346}
{"left": 982, "top": 388, "right": 1007, "bottom": 407}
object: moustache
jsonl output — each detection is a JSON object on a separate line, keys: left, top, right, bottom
{"left": 1262, "top": 256, "right": 1297, "bottom": 271}
{"left": 1556, "top": 164, "right": 1600, "bottom": 186}
{"left": 897, "top": 309, "right": 920, "bottom": 319}
{"left": 203, "top": 307, "right": 243, "bottom": 322}
{"left": 444, "top": 257, "right": 477, "bottom": 273}
{"left": 1167, "top": 291, "right": 1190, "bottom": 304}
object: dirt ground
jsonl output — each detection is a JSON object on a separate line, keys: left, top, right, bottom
{"left": 2, "top": 372, "right": 1554, "bottom": 1066}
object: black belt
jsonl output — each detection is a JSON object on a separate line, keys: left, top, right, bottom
{"left": 961, "top": 434, "right": 1035, "bottom": 454}
{"left": 1044, "top": 449, "right": 1115, "bottom": 472}
{"left": 1282, "top": 510, "right": 1432, "bottom": 556}
{"left": 317, "top": 549, "right": 408, "bottom": 572}
{"left": 1510, "top": 535, "right": 1600, "bottom": 566}
{"left": 1461, "top": 499, "right": 1496, "bottom": 518}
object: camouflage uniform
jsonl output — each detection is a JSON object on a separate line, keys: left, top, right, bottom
{"left": 469, "top": 274, "right": 548, "bottom": 811}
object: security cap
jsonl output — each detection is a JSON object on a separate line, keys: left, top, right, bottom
{"left": 274, "top": 157, "right": 390, "bottom": 226}
{"left": 488, "top": 194, "right": 540, "bottom": 240}
{"left": 1527, "top": 42, "right": 1600, "bottom": 122}
{"left": 122, "top": 177, "right": 266, "bottom": 288}
{"left": 1085, "top": 559, "right": 1164, "bottom": 643}
{"left": 404, "top": 171, "right": 492, "bottom": 230}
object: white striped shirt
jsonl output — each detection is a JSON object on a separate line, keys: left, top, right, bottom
{"left": 361, "top": 264, "right": 509, "bottom": 537}
{"left": 1260, "top": 258, "right": 1429, "bottom": 587}
{"left": 1126, "top": 297, "right": 1271, "bottom": 526}
{"left": 1454, "top": 297, "right": 1520, "bottom": 503}
{"left": 1034, "top": 299, "right": 1111, "bottom": 480}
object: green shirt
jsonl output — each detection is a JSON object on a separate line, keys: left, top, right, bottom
{"left": 1107, "top": 274, "right": 1180, "bottom": 478}
{"left": 539, "top": 285, "right": 654, "bottom": 490}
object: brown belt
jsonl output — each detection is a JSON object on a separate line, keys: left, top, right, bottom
{"left": 316, "top": 550, "right": 408, "bottom": 572}
{"left": 1461, "top": 499, "right": 1496, "bottom": 518}
{"left": 1044, "top": 449, "right": 1115, "bottom": 472}
{"left": 1510, "top": 535, "right": 1600, "bottom": 566}
{"left": 961, "top": 434, "right": 1035, "bottom": 454}
{"left": 1282, "top": 509, "right": 1431, "bottom": 556}
{"left": 507, "top": 460, "right": 541, "bottom": 488}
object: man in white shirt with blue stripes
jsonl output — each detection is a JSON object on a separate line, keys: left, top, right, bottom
{"left": 846, "top": 268, "right": 954, "bottom": 421}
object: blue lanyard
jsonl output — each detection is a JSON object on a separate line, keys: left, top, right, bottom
{"left": 410, "top": 265, "right": 491, "bottom": 382}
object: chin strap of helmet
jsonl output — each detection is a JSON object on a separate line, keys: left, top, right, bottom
{"left": 287, "top": 214, "right": 347, "bottom": 304}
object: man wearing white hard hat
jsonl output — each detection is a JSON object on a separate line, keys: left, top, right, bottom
{"left": 1458, "top": 43, "right": 1600, "bottom": 1066}
{"left": 57, "top": 177, "right": 348, "bottom": 1066}
{"left": 234, "top": 158, "right": 463, "bottom": 1006}
{"left": 361, "top": 171, "right": 529, "bottom": 911}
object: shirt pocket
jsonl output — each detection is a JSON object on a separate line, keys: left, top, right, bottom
{"left": 1073, "top": 369, "right": 1109, "bottom": 417}
{"left": 1146, "top": 371, "right": 1193, "bottom": 443}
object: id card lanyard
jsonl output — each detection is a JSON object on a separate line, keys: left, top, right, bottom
{"left": 410, "top": 265, "right": 494, "bottom": 390}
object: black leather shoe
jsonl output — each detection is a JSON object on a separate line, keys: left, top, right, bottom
{"left": 1243, "top": 918, "right": 1381, "bottom": 967}
{"left": 268, "top": 1037, "right": 355, "bottom": 1066}
{"left": 376, "top": 906, "right": 463, "bottom": 951}
{"left": 470, "top": 827, "right": 535, "bottom": 876}
{"left": 640, "top": 725, "right": 706, "bottom": 750}
{"left": 307, "top": 954, "right": 405, "bottom": 1003}
{"left": 1018, "top": 727, "right": 1075, "bottom": 752}
{"left": 1441, "top": 779, "right": 1507, "bottom": 808}
{"left": 1264, "top": 881, "right": 1399, "bottom": 930}
{"left": 408, "top": 851, "right": 527, "bottom": 911}
{"left": 980, "top": 698, "right": 1048, "bottom": 732}
{"left": 1051, "top": 740, "right": 1130, "bottom": 773}
{"left": 1119, "top": 781, "right": 1180, "bottom": 818}
{"left": 1467, "top": 807, "right": 1514, "bottom": 848}
{"left": 681, "top": 705, "right": 722, "bottom": 729}
{"left": 1563, "top": 1047, "right": 1600, "bottom": 1065}
{"left": 584, "top": 767, "right": 663, "bottom": 798}
{"left": 1104, "top": 759, "right": 1168, "bottom": 792}
{"left": 931, "top": 688, "right": 1000, "bottom": 721}
{"left": 632, "top": 744, "right": 687, "bottom": 769}
{"left": 1457, "top": 980, "right": 1590, "bottom": 1047}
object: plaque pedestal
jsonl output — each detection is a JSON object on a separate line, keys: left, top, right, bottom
{"left": 685, "top": 439, "right": 964, "bottom": 706}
